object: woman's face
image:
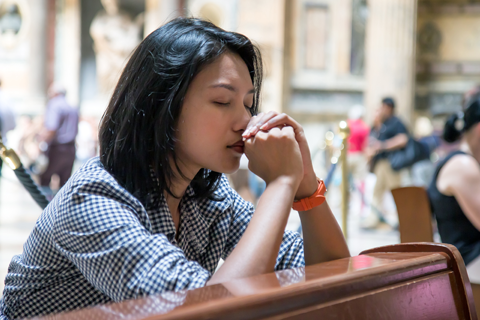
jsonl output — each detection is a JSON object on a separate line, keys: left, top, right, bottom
{"left": 175, "top": 52, "right": 254, "bottom": 177}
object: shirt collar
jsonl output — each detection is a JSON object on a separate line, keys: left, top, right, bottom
{"left": 179, "top": 184, "right": 231, "bottom": 257}
{"left": 146, "top": 177, "right": 232, "bottom": 258}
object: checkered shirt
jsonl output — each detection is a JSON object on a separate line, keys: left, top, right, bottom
{"left": 0, "top": 157, "right": 304, "bottom": 319}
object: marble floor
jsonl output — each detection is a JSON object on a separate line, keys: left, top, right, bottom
{"left": 0, "top": 165, "right": 400, "bottom": 293}
{"left": 0, "top": 167, "right": 44, "bottom": 293}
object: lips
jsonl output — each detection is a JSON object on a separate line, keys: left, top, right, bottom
{"left": 228, "top": 140, "right": 245, "bottom": 154}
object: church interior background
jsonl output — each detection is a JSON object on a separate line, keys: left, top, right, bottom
{"left": 1, "top": 0, "right": 480, "bottom": 156}
{"left": 1, "top": 0, "right": 480, "bottom": 291}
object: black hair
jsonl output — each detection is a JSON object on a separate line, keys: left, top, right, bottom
{"left": 99, "top": 18, "right": 263, "bottom": 205}
{"left": 382, "top": 97, "right": 395, "bottom": 109}
{"left": 443, "top": 94, "right": 480, "bottom": 143}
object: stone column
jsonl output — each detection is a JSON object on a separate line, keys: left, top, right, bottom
{"left": 55, "top": 0, "right": 81, "bottom": 106}
{"left": 332, "top": 0, "right": 353, "bottom": 76}
{"left": 364, "top": 0, "right": 418, "bottom": 125}
{"left": 28, "top": 0, "right": 48, "bottom": 112}
{"left": 237, "top": 0, "right": 285, "bottom": 113}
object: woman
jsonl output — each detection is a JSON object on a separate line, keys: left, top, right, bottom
{"left": 0, "top": 18, "right": 349, "bottom": 319}
{"left": 428, "top": 94, "right": 480, "bottom": 266}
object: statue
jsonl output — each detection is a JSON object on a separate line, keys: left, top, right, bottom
{"left": 90, "top": 0, "right": 143, "bottom": 95}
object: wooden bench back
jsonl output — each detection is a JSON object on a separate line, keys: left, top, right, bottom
{"left": 392, "top": 186, "right": 434, "bottom": 243}
{"left": 40, "top": 243, "right": 477, "bottom": 320}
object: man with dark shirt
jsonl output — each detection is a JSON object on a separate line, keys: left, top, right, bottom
{"left": 364, "top": 97, "right": 408, "bottom": 229}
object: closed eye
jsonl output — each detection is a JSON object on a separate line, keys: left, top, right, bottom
{"left": 214, "top": 102, "right": 230, "bottom": 106}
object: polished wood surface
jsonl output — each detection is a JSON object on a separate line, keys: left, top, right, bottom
{"left": 391, "top": 187, "right": 480, "bottom": 319}
{"left": 35, "top": 243, "right": 477, "bottom": 320}
{"left": 362, "top": 242, "right": 477, "bottom": 319}
{"left": 391, "top": 186, "right": 434, "bottom": 243}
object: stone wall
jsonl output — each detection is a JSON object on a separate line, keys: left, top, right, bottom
{"left": 416, "top": 3, "right": 480, "bottom": 116}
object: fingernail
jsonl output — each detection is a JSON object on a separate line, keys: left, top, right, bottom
{"left": 260, "top": 123, "right": 268, "bottom": 130}
{"left": 242, "top": 137, "right": 246, "bottom": 141}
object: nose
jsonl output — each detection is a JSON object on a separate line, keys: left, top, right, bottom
{"left": 233, "top": 103, "right": 252, "bottom": 133}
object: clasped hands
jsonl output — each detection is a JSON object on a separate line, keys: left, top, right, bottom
{"left": 242, "top": 112, "right": 318, "bottom": 200}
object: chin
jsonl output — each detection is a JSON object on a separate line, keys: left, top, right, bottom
{"left": 209, "top": 160, "right": 240, "bottom": 175}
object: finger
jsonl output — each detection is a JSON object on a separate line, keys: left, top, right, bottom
{"left": 243, "top": 111, "right": 278, "bottom": 138}
{"left": 281, "top": 125, "right": 296, "bottom": 137}
{"left": 244, "top": 113, "right": 270, "bottom": 138}
{"left": 243, "top": 113, "right": 264, "bottom": 137}
{"left": 242, "top": 116, "right": 259, "bottom": 140}
{"left": 267, "top": 126, "right": 282, "bottom": 137}
{"left": 259, "top": 113, "right": 300, "bottom": 132}
{"left": 249, "top": 111, "right": 279, "bottom": 136}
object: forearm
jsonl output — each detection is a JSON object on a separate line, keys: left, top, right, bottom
{"left": 381, "top": 134, "right": 408, "bottom": 151}
{"left": 41, "top": 130, "right": 56, "bottom": 143}
{"left": 222, "top": 274, "right": 281, "bottom": 296}
{"left": 299, "top": 201, "right": 350, "bottom": 265}
{"left": 208, "top": 177, "right": 297, "bottom": 285}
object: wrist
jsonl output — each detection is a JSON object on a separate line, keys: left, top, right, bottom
{"left": 295, "top": 172, "right": 318, "bottom": 200}
{"left": 268, "top": 175, "right": 301, "bottom": 191}
{"left": 379, "top": 141, "right": 387, "bottom": 151}
{"left": 292, "top": 177, "right": 326, "bottom": 211}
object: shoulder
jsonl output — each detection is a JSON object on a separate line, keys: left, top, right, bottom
{"left": 438, "top": 153, "right": 480, "bottom": 193}
{"left": 391, "top": 116, "right": 407, "bottom": 127}
{"left": 385, "top": 116, "right": 407, "bottom": 134}
{"left": 52, "top": 157, "right": 147, "bottom": 232}
{"left": 69, "top": 157, "right": 119, "bottom": 188}
{"left": 60, "top": 157, "right": 144, "bottom": 210}
{"left": 441, "top": 153, "right": 479, "bottom": 177}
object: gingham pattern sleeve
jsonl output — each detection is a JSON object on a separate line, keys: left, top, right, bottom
{"left": 53, "top": 181, "right": 211, "bottom": 302}
{"left": 221, "top": 182, "right": 305, "bottom": 270}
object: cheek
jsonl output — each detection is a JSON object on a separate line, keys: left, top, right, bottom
{"left": 177, "top": 110, "right": 225, "bottom": 153}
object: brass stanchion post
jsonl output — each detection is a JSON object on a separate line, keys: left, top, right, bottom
{"left": 0, "top": 133, "right": 21, "bottom": 170}
{"left": 0, "top": 133, "right": 50, "bottom": 209}
{"left": 338, "top": 121, "right": 350, "bottom": 238}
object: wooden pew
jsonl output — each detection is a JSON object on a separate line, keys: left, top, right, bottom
{"left": 36, "top": 243, "right": 477, "bottom": 320}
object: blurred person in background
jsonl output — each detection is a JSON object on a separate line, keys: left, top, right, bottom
{"left": 411, "top": 117, "right": 439, "bottom": 187}
{"left": 16, "top": 115, "right": 45, "bottom": 173}
{"left": 0, "top": 78, "right": 16, "bottom": 177}
{"left": 364, "top": 97, "right": 408, "bottom": 229}
{"left": 347, "top": 105, "right": 369, "bottom": 205}
{"left": 427, "top": 93, "right": 480, "bottom": 265}
{"left": 39, "top": 83, "right": 79, "bottom": 193}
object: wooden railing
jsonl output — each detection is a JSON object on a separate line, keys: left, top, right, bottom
{"left": 38, "top": 243, "right": 477, "bottom": 320}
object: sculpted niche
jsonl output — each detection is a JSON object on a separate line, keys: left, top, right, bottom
{"left": 90, "top": 0, "right": 143, "bottom": 95}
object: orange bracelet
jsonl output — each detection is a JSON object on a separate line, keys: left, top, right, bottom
{"left": 292, "top": 178, "right": 326, "bottom": 211}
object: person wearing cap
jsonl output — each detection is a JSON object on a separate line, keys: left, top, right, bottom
{"left": 39, "top": 83, "right": 79, "bottom": 191}
{"left": 427, "top": 92, "right": 480, "bottom": 265}
{"left": 365, "top": 97, "right": 409, "bottom": 229}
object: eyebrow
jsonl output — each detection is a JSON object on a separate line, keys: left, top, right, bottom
{"left": 209, "top": 83, "right": 255, "bottom": 94}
